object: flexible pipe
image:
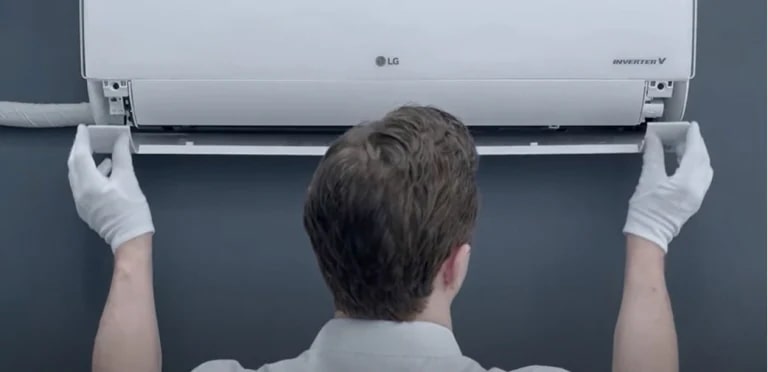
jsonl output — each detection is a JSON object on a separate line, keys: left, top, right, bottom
{"left": 0, "top": 101, "right": 93, "bottom": 128}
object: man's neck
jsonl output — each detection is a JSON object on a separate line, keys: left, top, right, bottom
{"left": 333, "top": 302, "right": 453, "bottom": 330}
{"left": 412, "top": 306, "right": 453, "bottom": 330}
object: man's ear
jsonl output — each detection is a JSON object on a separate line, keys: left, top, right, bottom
{"left": 441, "top": 243, "right": 471, "bottom": 291}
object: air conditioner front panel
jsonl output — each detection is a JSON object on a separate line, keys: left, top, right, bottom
{"left": 82, "top": 0, "right": 695, "bottom": 80}
{"left": 129, "top": 80, "right": 646, "bottom": 127}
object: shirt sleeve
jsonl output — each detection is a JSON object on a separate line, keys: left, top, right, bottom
{"left": 191, "top": 359, "right": 255, "bottom": 372}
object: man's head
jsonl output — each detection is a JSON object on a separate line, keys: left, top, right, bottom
{"left": 303, "top": 105, "right": 479, "bottom": 323}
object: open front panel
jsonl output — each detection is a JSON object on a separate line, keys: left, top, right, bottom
{"left": 85, "top": 122, "right": 692, "bottom": 156}
{"left": 129, "top": 80, "right": 646, "bottom": 127}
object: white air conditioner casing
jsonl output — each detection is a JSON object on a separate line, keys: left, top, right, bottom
{"left": 80, "top": 0, "right": 698, "bottom": 155}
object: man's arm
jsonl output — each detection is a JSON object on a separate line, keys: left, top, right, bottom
{"left": 612, "top": 123, "right": 713, "bottom": 372}
{"left": 93, "top": 235, "right": 161, "bottom": 372}
{"left": 612, "top": 236, "right": 676, "bottom": 372}
{"left": 67, "top": 125, "right": 159, "bottom": 372}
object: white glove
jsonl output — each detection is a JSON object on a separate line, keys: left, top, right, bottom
{"left": 67, "top": 125, "right": 154, "bottom": 252}
{"left": 623, "top": 122, "right": 714, "bottom": 253}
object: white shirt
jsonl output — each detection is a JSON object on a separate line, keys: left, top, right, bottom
{"left": 192, "top": 318, "right": 568, "bottom": 372}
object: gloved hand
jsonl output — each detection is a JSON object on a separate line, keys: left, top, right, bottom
{"left": 67, "top": 125, "right": 154, "bottom": 252}
{"left": 623, "top": 122, "right": 714, "bottom": 253}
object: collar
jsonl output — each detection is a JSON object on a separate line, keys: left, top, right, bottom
{"left": 310, "top": 318, "right": 463, "bottom": 357}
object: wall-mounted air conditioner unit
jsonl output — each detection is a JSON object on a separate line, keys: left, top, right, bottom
{"left": 80, "top": 0, "right": 698, "bottom": 156}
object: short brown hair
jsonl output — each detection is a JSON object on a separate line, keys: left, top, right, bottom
{"left": 303, "top": 105, "right": 479, "bottom": 321}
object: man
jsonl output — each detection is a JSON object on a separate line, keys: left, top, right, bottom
{"left": 67, "top": 105, "right": 713, "bottom": 372}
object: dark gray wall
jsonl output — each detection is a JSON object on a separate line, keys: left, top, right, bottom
{"left": 0, "top": 1, "right": 765, "bottom": 371}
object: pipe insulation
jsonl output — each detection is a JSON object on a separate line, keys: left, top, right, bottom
{"left": 0, "top": 101, "right": 93, "bottom": 128}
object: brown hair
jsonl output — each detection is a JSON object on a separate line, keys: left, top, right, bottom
{"left": 303, "top": 105, "right": 479, "bottom": 321}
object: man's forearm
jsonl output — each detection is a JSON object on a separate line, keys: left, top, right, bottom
{"left": 612, "top": 235, "right": 678, "bottom": 372}
{"left": 93, "top": 235, "right": 161, "bottom": 372}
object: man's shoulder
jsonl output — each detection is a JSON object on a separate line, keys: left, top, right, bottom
{"left": 436, "top": 355, "right": 569, "bottom": 372}
{"left": 501, "top": 366, "right": 569, "bottom": 372}
{"left": 191, "top": 353, "right": 309, "bottom": 372}
{"left": 191, "top": 359, "right": 254, "bottom": 372}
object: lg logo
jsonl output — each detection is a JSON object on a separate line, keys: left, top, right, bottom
{"left": 375, "top": 56, "right": 399, "bottom": 66}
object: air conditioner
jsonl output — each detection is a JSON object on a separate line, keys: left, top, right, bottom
{"left": 80, "top": 0, "right": 698, "bottom": 156}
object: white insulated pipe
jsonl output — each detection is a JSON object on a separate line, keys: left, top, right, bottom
{"left": 0, "top": 101, "right": 93, "bottom": 128}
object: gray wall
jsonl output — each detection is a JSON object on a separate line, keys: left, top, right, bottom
{"left": 0, "top": 1, "right": 765, "bottom": 371}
